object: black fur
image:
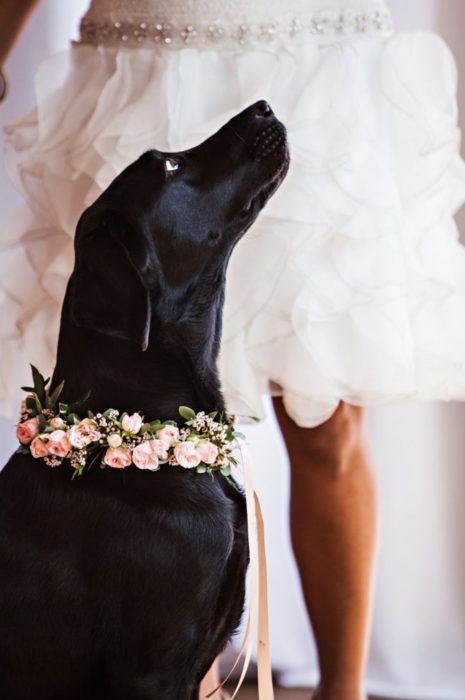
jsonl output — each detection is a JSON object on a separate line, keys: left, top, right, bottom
{"left": 0, "top": 101, "right": 289, "bottom": 700}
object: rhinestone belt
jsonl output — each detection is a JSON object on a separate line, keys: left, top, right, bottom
{"left": 78, "top": 8, "right": 394, "bottom": 49}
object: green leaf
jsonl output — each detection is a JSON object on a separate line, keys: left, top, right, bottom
{"left": 233, "top": 431, "right": 246, "bottom": 440}
{"left": 48, "top": 380, "right": 65, "bottom": 409}
{"left": 68, "top": 389, "right": 91, "bottom": 414}
{"left": 196, "top": 464, "right": 207, "bottom": 474}
{"left": 178, "top": 406, "right": 196, "bottom": 421}
{"left": 87, "top": 410, "right": 94, "bottom": 419}
{"left": 249, "top": 415, "right": 261, "bottom": 423}
{"left": 220, "top": 465, "right": 231, "bottom": 477}
{"left": 67, "top": 413, "right": 81, "bottom": 425}
{"left": 25, "top": 396, "right": 36, "bottom": 412}
{"left": 20, "top": 386, "right": 34, "bottom": 392}
{"left": 150, "top": 421, "right": 165, "bottom": 431}
{"left": 33, "top": 394, "right": 43, "bottom": 415}
{"left": 222, "top": 474, "right": 241, "bottom": 493}
{"left": 38, "top": 414, "right": 46, "bottom": 432}
{"left": 31, "top": 365, "right": 46, "bottom": 404}
{"left": 59, "top": 402, "right": 69, "bottom": 414}
{"left": 208, "top": 411, "right": 218, "bottom": 420}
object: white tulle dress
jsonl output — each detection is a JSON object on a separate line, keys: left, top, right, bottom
{"left": 2, "top": 0, "right": 465, "bottom": 426}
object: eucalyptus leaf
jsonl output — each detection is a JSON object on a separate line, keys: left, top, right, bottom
{"left": 196, "top": 464, "right": 207, "bottom": 474}
{"left": 178, "top": 406, "right": 196, "bottom": 421}
{"left": 67, "top": 413, "right": 80, "bottom": 425}
{"left": 220, "top": 465, "right": 231, "bottom": 477}
{"left": 233, "top": 431, "right": 246, "bottom": 440}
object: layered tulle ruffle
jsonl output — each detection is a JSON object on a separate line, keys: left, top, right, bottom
{"left": 3, "top": 31, "right": 465, "bottom": 424}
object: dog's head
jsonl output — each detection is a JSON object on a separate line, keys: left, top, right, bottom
{"left": 70, "top": 101, "right": 289, "bottom": 351}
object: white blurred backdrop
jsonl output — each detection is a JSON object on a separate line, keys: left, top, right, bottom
{"left": 1, "top": 2, "right": 465, "bottom": 699}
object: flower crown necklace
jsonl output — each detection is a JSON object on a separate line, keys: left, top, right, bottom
{"left": 16, "top": 366, "right": 246, "bottom": 482}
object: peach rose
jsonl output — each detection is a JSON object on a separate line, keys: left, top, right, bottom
{"left": 30, "top": 436, "right": 49, "bottom": 458}
{"left": 107, "top": 433, "right": 123, "bottom": 448}
{"left": 50, "top": 417, "right": 65, "bottom": 429}
{"left": 104, "top": 446, "right": 132, "bottom": 469}
{"left": 197, "top": 440, "right": 219, "bottom": 465}
{"left": 173, "top": 441, "right": 201, "bottom": 469}
{"left": 122, "top": 413, "right": 143, "bottom": 434}
{"left": 132, "top": 442, "right": 159, "bottom": 471}
{"left": 47, "top": 430, "right": 71, "bottom": 458}
{"left": 149, "top": 439, "right": 169, "bottom": 461}
{"left": 156, "top": 425, "right": 179, "bottom": 448}
{"left": 16, "top": 417, "right": 39, "bottom": 445}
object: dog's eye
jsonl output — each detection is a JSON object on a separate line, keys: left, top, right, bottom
{"left": 164, "top": 158, "right": 181, "bottom": 176}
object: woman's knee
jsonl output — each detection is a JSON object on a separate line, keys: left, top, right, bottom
{"left": 276, "top": 399, "right": 366, "bottom": 478}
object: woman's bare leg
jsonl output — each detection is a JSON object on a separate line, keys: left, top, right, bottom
{"left": 273, "top": 399, "right": 377, "bottom": 700}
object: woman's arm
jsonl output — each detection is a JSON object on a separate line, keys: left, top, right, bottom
{"left": 0, "top": 0, "right": 41, "bottom": 65}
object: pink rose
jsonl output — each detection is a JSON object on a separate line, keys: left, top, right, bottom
{"left": 50, "top": 417, "right": 65, "bottom": 429}
{"left": 156, "top": 425, "right": 179, "bottom": 448}
{"left": 197, "top": 440, "right": 219, "bottom": 465}
{"left": 122, "top": 413, "right": 143, "bottom": 434}
{"left": 47, "top": 430, "right": 71, "bottom": 458}
{"left": 30, "top": 437, "right": 49, "bottom": 458}
{"left": 16, "top": 417, "right": 39, "bottom": 445}
{"left": 132, "top": 442, "right": 159, "bottom": 471}
{"left": 149, "top": 439, "right": 169, "bottom": 461}
{"left": 68, "top": 419, "right": 101, "bottom": 448}
{"left": 104, "top": 446, "right": 132, "bottom": 469}
{"left": 173, "top": 441, "right": 201, "bottom": 469}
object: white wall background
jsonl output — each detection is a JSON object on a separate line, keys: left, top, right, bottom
{"left": 1, "top": 2, "right": 465, "bottom": 699}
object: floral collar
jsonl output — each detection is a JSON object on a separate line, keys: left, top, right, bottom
{"left": 16, "top": 366, "right": 243, "bottom": 480}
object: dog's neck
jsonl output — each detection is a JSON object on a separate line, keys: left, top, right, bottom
{"left": 51, "top": 287, "right": 226, "bottom": 422}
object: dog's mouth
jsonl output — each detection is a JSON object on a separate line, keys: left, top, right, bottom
{"left": 246, "top": 121, "right": 289, "bottom": 212}
{"left": 250, "top": 121, "right": 287, "bottom": 162}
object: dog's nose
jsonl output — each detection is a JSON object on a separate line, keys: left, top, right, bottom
{"left": 252, "top": 100, "right": 274, "bottom": 118}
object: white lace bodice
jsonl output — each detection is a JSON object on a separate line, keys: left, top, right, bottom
{"left": 79, "top": 0, "right": 393, "bottom": 49}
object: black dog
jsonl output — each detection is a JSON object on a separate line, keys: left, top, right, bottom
{"left": 0, "top": 101, "right": 289, "bottom": 700}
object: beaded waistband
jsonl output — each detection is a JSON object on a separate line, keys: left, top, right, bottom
{"left": 77, "top": 8, "right": 394, "bottom": 50}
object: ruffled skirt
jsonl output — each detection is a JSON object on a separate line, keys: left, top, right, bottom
{"left": 3, "top": 31, "right": 465, "bottom": 425}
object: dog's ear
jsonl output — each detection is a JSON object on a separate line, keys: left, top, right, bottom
{"left": 70, "top": 216, "right": 152, "bottom": 351}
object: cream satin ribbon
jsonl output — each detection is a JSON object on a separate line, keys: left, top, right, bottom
{"left": 206, "top": 439, "right": 274, "bottom": 700}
